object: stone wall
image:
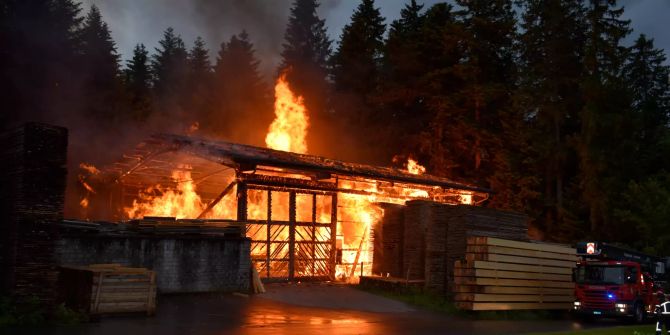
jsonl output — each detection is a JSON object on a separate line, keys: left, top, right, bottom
{"left": 55, "top": 234, "right": 251, "bottom": 293}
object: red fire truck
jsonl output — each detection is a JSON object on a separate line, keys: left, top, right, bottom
{"left": 572, "top": 242, "right": 668, "bottom": 322}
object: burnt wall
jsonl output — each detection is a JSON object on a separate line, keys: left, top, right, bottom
{"left": 55, "top": 234, "right": 251, "bottom": 293}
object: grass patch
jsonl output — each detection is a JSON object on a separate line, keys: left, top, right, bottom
{"left": 356, "top": 285, "right": 463, "bottom": 315}
{"left": 0, "top": 296, "right": 88, "bottom": 326}
{"left": 356, "top": 285, "right": 561, "bottom": 320}
{"left": 525, "top": 324, "right": 656, "bottom": 335}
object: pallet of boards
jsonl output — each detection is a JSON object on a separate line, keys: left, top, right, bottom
{"left": 453, "top": 236, "right": 576, "bottom": 311}
{"left": 58, "top": 264, "right": 156, "bottom": 316}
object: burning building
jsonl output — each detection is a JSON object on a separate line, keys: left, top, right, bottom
{"left": 75, "top": 74, "right": 491, "bottom": 284}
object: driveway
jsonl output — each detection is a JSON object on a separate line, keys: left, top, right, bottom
{"left": 8, "top": 283, "right": 633, "bottom": 335}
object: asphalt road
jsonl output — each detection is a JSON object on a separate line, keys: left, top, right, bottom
{"left": 7, "top": 283, "right": 641, "bottom": 335}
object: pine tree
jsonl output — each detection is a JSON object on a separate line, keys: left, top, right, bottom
{"left": 577, "top": 0, "right": 632, "bottom": 237}
{"left": 383, "top": 0, "right": 424, "bottom": 90}
{"left": 279, "top": 0, "right": 332, "bottom": 116}
{"left": 79, "top": 5, "right": 122, "bottom": 122}
{"left": 189, "top": 36, "right": 211, "bottom": 80}
{"left": 624, "top": 34, "right": 670, "bottom": 171}
{"left": 442, "top": 0, "right": 517, "bottom": 186}
{"left": 125, "top": 44, "right": 153, "bottom": 121}
{"left": 612, "top": 36, "right": 670, "bottom": 249}
{"left": 375, "top": 0, "right": 426, "bottom": 159}
{"left": 187, "top": 36, "right": 212, "bottom": 126}
{"left": 211, "top": 31, "right": 271, "bottom": 144}
{"left": 331, "top": 0, "right": 385, "bottom": 96}
{"left": 0, "top": 0, "right": 83, "bottom": 125}
{"left": 152, "top": 27, "right": 190, "bottom": 120}
{"left": 517, "top": 0, "right": 587, "bottom": 239}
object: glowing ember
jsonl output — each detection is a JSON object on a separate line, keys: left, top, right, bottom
{"left": 459, "top": 193, "right": 474, "bottom": 205}
{"left": 78, "top": 163, "right": 100, "bottom": 209}
{"left": 80, "top": 162, "right": 101, "bottom": 175}
{"left": 265, "top": 72, "right": 309, "bottom": 153}
{"left": 406, "top": 158, "right": 426, "bottom": 175}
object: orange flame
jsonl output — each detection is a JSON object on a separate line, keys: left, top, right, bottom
{"left": 125, "top": 167, "right": 237, "bottom": 220}
{"left": 406, "top": 158, "right": 426, "bottom": 175}
{"left": 265, "top": 72, "right": 309, "bottom": 153}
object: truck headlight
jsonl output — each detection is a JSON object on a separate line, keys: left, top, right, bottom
{"left": 615, "top": 303, "right": 626, "bottom": 308}
{"left": 574, "top": 301, "right": 581, "bottom": 306}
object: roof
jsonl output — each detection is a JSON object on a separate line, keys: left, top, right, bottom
{"left": 110, "top": 133, "right": 491, "bottom": 194}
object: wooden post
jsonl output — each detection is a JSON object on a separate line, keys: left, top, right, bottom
{"left": 266, "top": 190, "right": 272, "bottom": 278}
{"left": 330, "top": 194, "right": 338, "bottom": 280}
{"left": 288, "top": 192, "right": 296, "bottom": 281}
{"left": 311, "top": 193, "right": 317, "bottom": 276}
{"left": 236, "top": 181, "right": 247, "bottom": 221}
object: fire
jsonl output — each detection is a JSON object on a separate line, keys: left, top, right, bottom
{"left": 125, "top": 167, "right": 237, "bottom": 220}
{"left": 116, "top": 73, "right": 469, "bottom": 283}
{"left": 265, "top": 72, "right": 309, "bottom": 153}
{"left": 79, "top": 163, "right": 99, "bottom": 209}
{"left": 406, "top": 158, "right": 426, "bottom": 175}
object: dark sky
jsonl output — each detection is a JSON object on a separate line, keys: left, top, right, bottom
{"left": 82, "top": 0, "right": 670, "bottom": 78}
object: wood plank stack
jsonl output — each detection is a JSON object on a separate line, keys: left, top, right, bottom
{"left": 59, "top": 264, "right": 156, "bottom": 316}
{"left": 403, "top": 201, "right": 432, "bottom": 280}
{"left": 453, "top": 236, "right": 576, "bottom": 311}
{"left": 378, "top": 203, "right": 404, "bottom": 277}
{"left": 0, "top": 123, "right": 68, "bottom": 303}
{"left": 444, "top": 205, "right": 528, "bottom": 294}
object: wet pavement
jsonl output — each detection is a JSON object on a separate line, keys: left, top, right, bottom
{"left": 7, "top": 283, "right": 634, "bottom": 335}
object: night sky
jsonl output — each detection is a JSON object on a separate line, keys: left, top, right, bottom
{"left": 82, "top": 0, "right": 670, "bottom": 78}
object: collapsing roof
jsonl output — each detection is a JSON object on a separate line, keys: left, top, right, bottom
{"left": 110, "top": 133, "right": 491, "bottom": 195}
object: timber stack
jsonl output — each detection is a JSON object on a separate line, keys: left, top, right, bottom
{"left": 59, "top": 264, "right": 157, "bottom": 316}
{"left": 453, "top": 236, "right": 576, "bottom": 311}
{"left": 378, "top": 203, "right": 404, "bottom": 277}
{"left": 0, "top": 123, "right": 68, "bottom": 303}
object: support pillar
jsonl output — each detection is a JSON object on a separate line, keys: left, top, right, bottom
{"left": 329, "top": 194, "right": 338, "bottom": 280}
{"left": 288, "top": 192, "right": 296, "bottom": 281}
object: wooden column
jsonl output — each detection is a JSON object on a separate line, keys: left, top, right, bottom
{"left": 288, "top": 191, "right": 296, "bottom": 281}
{"left": 329, "top": 194, "right": 338, "bottom": 280}
{"left": 236, "top": 181, "right": 247, "bottom": 221}
{"left": 311, "top": 193, "right": 317, "bottom": 276}
{"left": 266, "top": 190, "right": 272, "bottom": 278}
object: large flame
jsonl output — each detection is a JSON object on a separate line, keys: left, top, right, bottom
{"left": 265, "top": 72, "right": 309, "bottom": 153}
{"left": 125, "top": 167, "right": 237, "bottom": 220}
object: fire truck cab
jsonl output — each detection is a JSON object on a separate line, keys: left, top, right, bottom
{"left": 572, "top": 242, "right": 667, "bottom": 322}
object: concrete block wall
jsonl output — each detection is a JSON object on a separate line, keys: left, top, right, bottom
{"left": 55, "top": 235, "right": 251, "bottom": 293}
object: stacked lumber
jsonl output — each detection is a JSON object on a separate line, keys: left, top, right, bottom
{"left": 0, "top": 123, "right": 68, "bottom": 303}
{"left": 453, "top": 236, "right": 576, "bottom": 311}
{"left": 59, "top": 264, "right": 156, "bottom": 316}
{"left": 444, "top": 205, "right": 528, "bottom": 293}
{"left": 403, "top": 201, "right": 431, "bottom": 280}
{"left": 378, "top": 203, "right": 404, "bottom": 277}
{"left": 425, "top": 203, "right": 448, "bottom": 294}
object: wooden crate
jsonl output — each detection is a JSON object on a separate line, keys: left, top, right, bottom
{"left": 453, "top": 236, "right": 576, "bottom": 311}
{"left": 58, "top": 264, "right": 156, "bottom": 316}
